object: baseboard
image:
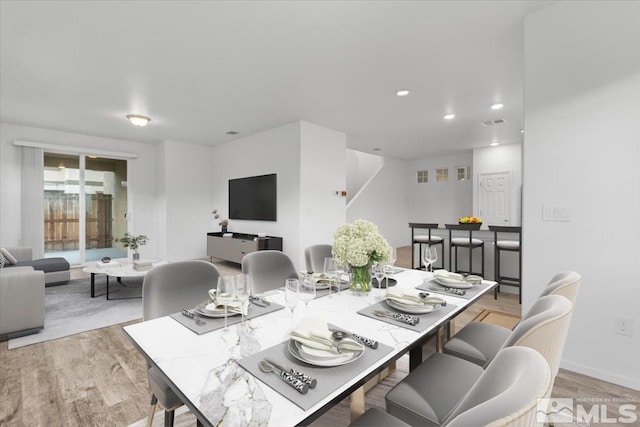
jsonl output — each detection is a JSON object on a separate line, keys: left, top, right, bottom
{"left": 560, "top": 359, "right": 640, "bottom": 391}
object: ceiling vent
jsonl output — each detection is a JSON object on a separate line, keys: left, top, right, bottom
{"left": 225, "top": 130, "right": 239, "bottom": 135}
{"left": 481, "top": 118, "right": 506, "bottom": 127}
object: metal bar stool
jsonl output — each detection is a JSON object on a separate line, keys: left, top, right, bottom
{"left": 489, "top": 225, "right": 522, "bottom": 304}
{"left": 408, "top": 223, "right": 444, "bottom": 270}
{"left": 445, "top": 223, "right": 484, "bottom": 277}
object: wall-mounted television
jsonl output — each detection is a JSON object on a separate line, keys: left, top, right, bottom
{"left": 229, "top": 173, "right": 277, "bottom": 221}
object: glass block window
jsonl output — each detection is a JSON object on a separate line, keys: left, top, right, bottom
{"left": 457, "top": 166, "right": 472, "bottom": 181}
{"left": 417, "top": 170, "right": 428, "bottom": 183}
{"left": 436, "top": 168, "right": 448, "bottom": 182}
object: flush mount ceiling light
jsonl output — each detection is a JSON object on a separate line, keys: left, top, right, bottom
{"left": 490, "top": 141, "right": 500, "bottom": 147}
{"left": 225, "top": 130, "right": 239, "bottom": 135}
{"left": 444, "top": 114, "right": 456, "bottom": 120}
{"left": 126, "top": 114, "right": 151, "bottom": 127}
{"left": 490, "top": 103, "right": 504, "bottom": 110}
{"left": 396, "top": 89, "right": 410, "bottom": 96}
{"left": 373, "top": 147, "right": 382, "bottom": 151}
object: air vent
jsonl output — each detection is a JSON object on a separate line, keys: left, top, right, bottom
{"left": 225, "top": 130, "right": 239, "bottom": 135}
{"left": 481, "top": 118, "right": 506, "bottom": 127}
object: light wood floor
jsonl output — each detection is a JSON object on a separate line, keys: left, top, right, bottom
{"left": 1, "top": 247, "right": 637, "bottom": 426}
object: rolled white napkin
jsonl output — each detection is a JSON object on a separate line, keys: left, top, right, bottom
{"left": 291, "top": 318, "right": 364, "bottom": 353}
{"left": 433, "top": 269, "right": 467, "bottom": 285}
{"left": 386, "top": 287, "right": 444, "bottom": 306}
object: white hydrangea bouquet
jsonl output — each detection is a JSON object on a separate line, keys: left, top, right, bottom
{"left": 332, "top": 219, "right": 391, "bottom": 293}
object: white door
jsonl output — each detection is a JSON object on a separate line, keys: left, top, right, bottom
{"left": 478, "top": 172, "right": 511, "bottom": 225}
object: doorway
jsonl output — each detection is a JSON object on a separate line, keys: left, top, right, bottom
{"left": 478, "top": 171, "right": 512, "bottom": 226}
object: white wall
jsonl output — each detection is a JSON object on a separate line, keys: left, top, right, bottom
{"left": 346, "top": 150, "right": 383, "bottom": 204}
{"left": 407, "top": 151, "right": 473, "bottom": 225}
{"left": 524, "top": 2, "right": 640, "bottom": 390}
{"left": 0, "top": 122, "right": 160, "bottom": 258}
{"left": 473, "top": 142, "right": 522, "bottom": 225}
{"left": 299, "top": 121, "right": 347, "bottom": 268}
{"left": 347, "top": 156, "right": 409, "bottom": 249}
{"left": 157, "top": 140, "right": 213, "bottom": 261}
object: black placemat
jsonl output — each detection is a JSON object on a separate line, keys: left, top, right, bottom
{"left": 371, "top": 278, "right": 398, "bottom": 288}
{"left": 237, "top": 331, "right": 394, "bottom": 410}
{"left": 357, "top": 300, "right": 457, "bottom": 332}
{"left": 170, "top": 302, "right": 285, "bottom": 335}
{"left": 415, "top": 279, "right": 494, "bottom": 300}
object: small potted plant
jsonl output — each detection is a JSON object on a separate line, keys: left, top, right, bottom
{"left": 212, "top": 209, "right": 229, "bottom": 233}
{"left": 116, "top": 233, "right": 149, "bottom": 261}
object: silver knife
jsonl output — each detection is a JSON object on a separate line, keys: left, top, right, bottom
{"left": 249, "top": 295, "right": 269, "bottom": 306}
{"left": 328, "top": 326, "right": 378, "bottom": 349}
{"left": 264, "top": 358, "right": 317, "bottom": 389}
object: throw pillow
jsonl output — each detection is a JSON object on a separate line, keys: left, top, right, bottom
{"left": 0, "top": 251, "right": 5, "bottom": 268}
{"left": 0, "top": 248, "right": 18, "bottom": 265}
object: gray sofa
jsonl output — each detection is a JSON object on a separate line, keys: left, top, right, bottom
{"left": 0, "top": 266, "right": 45, "bottom": 340}
{"left": 2, "top": 247, "right": 70, "bottom": 286}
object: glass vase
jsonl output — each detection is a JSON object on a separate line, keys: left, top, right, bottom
{"left": 350, "top": 264, "right": 372, "bottom": 295}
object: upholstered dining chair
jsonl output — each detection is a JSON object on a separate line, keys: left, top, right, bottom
{"left": 241, "top": 250, "right": 299, "bottom": 294}
{"left": 442, "top": 271, "right": 581, "bottom": 374}
{"left": 444, "top": 294, "right": 573, "bottom": 378}
{"left": 142, "top": 260, "right": 221, "bottom": 427}
{"left": 351, "top": 346, "right": 552, "bottom": 426}
{"left": 304, "top": 244, "right": 333, "bottom": 273}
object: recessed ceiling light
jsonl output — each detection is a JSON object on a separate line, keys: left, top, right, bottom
{"left": 396, "top": 89, "right": 410, "bottom": 97}
{"left": 225, "top": 130, "right": 239, "bottom": 135}
{"left": 490, "top": 142, "right": 500, "bottom": 147}
{"left": 520, "top": 129, "right": 524, "bottom": 133}
{"left": 126, "top": 114, "right": 151, "bottom": 127}
{"left": 490, "top": 103, "right": 504, "bottom": 110}
{"left": 444, "top": 114, "right": 456, "bottom": 120}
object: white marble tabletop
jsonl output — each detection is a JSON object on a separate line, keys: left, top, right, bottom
{"left": 123, "top": 268, "right": 496, "bottom": 426}
{"left": 83, "top": 259, "right": 167, "bottom": 277}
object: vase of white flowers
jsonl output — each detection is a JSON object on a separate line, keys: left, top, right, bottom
{"left": 332, "top": 219, "right": 391, "bottom": 294}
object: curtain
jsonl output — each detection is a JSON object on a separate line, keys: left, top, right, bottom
{"left": 21, "top": 146, "right": 44, "bottom": 259}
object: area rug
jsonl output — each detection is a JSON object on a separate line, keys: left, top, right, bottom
{"left": 8, "top": 277, "right": 143, "bottom": 349}
{"left": 473, "top": 309, "right": 521, "bottom": 329}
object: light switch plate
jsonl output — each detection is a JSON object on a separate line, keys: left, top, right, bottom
{"left": 542, "top": 204, "right": 571, "bottom": 222}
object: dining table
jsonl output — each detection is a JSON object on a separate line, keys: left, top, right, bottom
{"left": 123, "top": 268, "right": 497, "bottom": 427}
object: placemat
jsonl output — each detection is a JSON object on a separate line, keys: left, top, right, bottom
{"left": 170, "top": 302, "right": 285, "bottom": 335}
{"left": 371, "top": 278, "right": 398, "bottom": 288}
{"left": 237, "top": 330, "right": 394, "bottom": 410}
{"left": 415, "top": 279, "right": 494, "bottom": 300}
{"left": 357, "top": 300, "right": 457, "bottom": 332}
{"left": 314, "top": 282, "right": 350, "bottom": 299}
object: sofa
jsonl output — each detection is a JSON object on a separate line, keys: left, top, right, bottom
{"left": 0, "top": 266, "right": 45, "bottom": 340}
{"left": 1, "top": 247, "right": 70, "bottom": 286}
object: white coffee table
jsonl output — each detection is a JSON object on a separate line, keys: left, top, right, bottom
{"left": 83, "top": 260, "right": 167, "bottom": 300}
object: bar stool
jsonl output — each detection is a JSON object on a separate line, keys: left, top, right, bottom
{"left": 489, "top": 225, "right": 522, "bottom": 304}
{"left": 445, "top": 223, "right": 484, "bottom": 277}
{"left": 408, "top": 223, "right": 444, "bottom": 270}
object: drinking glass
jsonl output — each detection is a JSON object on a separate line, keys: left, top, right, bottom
{"left": 323, "top": 257, "right": 337, "bottom": 298}
{"left": 299, "top": 273, "right": 316, "bottom": 316}
{"left": 216, "top": 275, "right": 237, "bottom": 331}
{"left": 373, "top": 262, "right": 385, "bottom": 288}
{"left": 284, "top": 278, "right": 299, "bottom": 329}
{"left": 236, "top": 273, "right": 251, "bottom": 324}
{"left": 426, "top": 246, "right": 438, "bottom": 272}
{"left": 335, "top": 263, "right": 346, "bottom": 294}
{"left": 390, "top": 247, "right": 398, "bottom": 269}
{"left": 384, "top": 263, "right": 395, "bottom": 290}
{"left": 421, "top": 247, "right": 432, "bottom": 272}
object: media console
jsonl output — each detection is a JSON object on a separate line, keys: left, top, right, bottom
{"left": 206, "top": 232, "right": 283, "bottom": 264}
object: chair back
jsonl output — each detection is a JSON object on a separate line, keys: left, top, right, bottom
{"left": 142, "top": 260, "right": 220, "bottom": 321}
{"left": 304, "top": 244, "right": 333, "bottom": 273}
{"left": 502, "top": 295, "right": 573, "bottom": 377}
{"left": 539, "top": 271, "right": 581, "bottom": 305}
{"left": 241, "top": 250, "right": 299, "bottom": 294}
{"left": 444, "top": 346, "right": 552, "bottom": 427}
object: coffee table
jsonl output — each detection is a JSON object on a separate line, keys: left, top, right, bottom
{"left": 83, "top": 260, "right": 167, "bottom": 300}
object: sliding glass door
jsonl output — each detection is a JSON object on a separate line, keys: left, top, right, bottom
{"left": 43, "top": 152, "right": 128, "bottom": 265}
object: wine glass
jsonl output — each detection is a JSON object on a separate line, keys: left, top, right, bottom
{"left": 422, "top": 247, "right": 432, "bottom": 272}
{"left": 236, "top": 273, "right": 251, "bottom": 324}
{"left": 372, "top": 262, "right": 385, "bottom": 301}
{"left": 426, "top": 246, "right": 438, "bottom": 273}
{"left": 335, "top": 263, "right": 346, "bottom": 294}
{"left": 299, "top": 273, "right": 316, "bottom": 316}
{"left": 384, "top": 263, "right": 395, "bottom": 290}
{"left": 323, "top": 257, "right": 337, "bottom": 297}
{"left": 284, "top": 278, "right": 299, "bottom": 329}
{"left": 216, "top": 275, "right": 237, "bottom": 331}
{"left": 389, "top": 247, "right": 398, "bottom": 270}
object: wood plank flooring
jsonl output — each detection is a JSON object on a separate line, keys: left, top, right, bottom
{"left": 1, "top": 246, "right": 637, "bottom": 426}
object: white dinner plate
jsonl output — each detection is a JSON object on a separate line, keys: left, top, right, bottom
{"left": 288, "top": 340, "right": 364, "bottom": 367}
{"left": 434, "top": 277, "right": 473, "bottom": 289}
{"left": 314, "top": 280, "right": 333, "bottom": 290}
{"left": 194, "top": 301, "right": 243, "bottom": 318}
{"left": 385, "top": 298, "right": 443, "bottom": 314}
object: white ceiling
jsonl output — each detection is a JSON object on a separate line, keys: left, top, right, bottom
{"left": 0, "top": 1, "right": 555, "bottom": 160}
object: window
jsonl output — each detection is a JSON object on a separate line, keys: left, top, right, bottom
{"left": 417, "top": 170, "right": 428, "bottom": 183}
{"left": 457, "top": 166, "right": 472, "bottom": 181}
{"left": 436, "top": 168, "right": 449, "bottom": 182}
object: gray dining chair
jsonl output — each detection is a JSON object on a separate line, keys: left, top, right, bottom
{"left": 304, "top": 244, "right": 333, "bottom": 273}
{"left": 375, "top": 346, "right": 552, "bottom": 426}
{"left": 142, "top": 260, "right": 221, "bottom": 427}
{"left": 241, "top": 250, "right": 299, "bottom": 294}
{"left": 442, "top": 271, "right": 580, "bottom": 370}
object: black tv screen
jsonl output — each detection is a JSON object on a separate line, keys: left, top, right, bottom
{"left": 229, "top": 174, "right": 277, "bottom": 221}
